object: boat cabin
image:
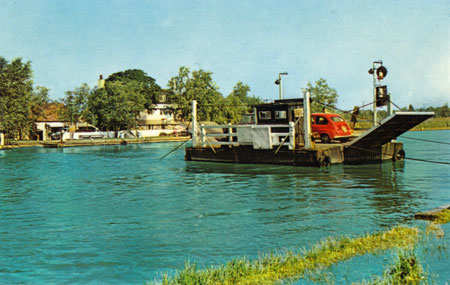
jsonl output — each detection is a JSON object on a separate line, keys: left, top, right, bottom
{"left": 254, "top": 98, "right": 305, "bottom": 125}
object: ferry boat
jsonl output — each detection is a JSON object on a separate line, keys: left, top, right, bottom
{"left": 185, "top": 89, "right": 433, "bottom": 167}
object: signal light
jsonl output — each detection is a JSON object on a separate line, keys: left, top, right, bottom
{"left": 376, "top": 66, "right": 387, "bottom": 80}
{"left": 375, "top": 85, "right": 389, "bottom": 107}
{"left": 368, "top": 65, "right": 388, "bottom": 81}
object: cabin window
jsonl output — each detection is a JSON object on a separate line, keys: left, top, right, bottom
{"left": 275, "top": 110, "right": 287, "bottom": 119}
{"left": 259, "top": 111, "right": 271, "bottom": 120}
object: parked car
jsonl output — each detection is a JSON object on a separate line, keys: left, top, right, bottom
{"left": 50, "top": 127, "right": 68, "bottom": 140}
{"left": 311, "top": 113, "right": 353, "bottom": 143}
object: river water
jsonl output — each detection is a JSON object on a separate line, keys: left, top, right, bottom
{"left": 0, "top": 130, "right": 449, "bottom": 284}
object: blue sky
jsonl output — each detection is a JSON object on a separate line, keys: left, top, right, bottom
{"left": 1, "top": 0, "right": 449, "bottom": 110}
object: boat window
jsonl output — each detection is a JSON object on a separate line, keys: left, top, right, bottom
{"left": 275, "top": 110, "right": 287, "bottom": 119}
{"left": 259, "top": 111, "right": 271, "bottom": 120}
{"left": 316, "top": 116, "right": 328, "bottom": 125}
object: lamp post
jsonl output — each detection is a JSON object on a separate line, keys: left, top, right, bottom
{"left": 275, "top": 72, "right": 288, "bottom": 100}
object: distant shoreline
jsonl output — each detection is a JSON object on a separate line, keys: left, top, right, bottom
{"left": 0, "top": 136, "right": 190, "bottom": 150}
{"left": 1, "top": 124, "right": 449, "bottom": 150}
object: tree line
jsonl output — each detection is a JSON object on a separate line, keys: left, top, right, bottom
{"left": 60, "top": 67, "right": 264, "bottom": 134}
{"left": 1, "top": 55, "right": 448, "bottom": 140}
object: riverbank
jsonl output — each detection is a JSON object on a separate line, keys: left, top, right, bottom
{"left": 354, "top": 117, "right": 450, "bottom": 131}
{"left": 158, "top": 226, "right": 426, "bottom": 284}
{"left": 0, "top": 136, "right": 190, "bottom": 149}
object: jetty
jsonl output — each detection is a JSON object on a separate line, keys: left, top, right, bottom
{"left": 185, "top": 90, "right": 434, "bottom": 167}
{"left": 41, "top": 136, "right": 189, "bottom": 148}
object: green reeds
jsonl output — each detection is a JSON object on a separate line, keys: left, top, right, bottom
{"left": 362, "top": 250, "right": 427, "bottom": 284}
{"left": 434, "top": 209, "right": 450, "bottom": 224}
{"left": 159, "top": 226, "right": 419, "bottom": 284}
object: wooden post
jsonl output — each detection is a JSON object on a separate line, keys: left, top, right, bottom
{"left": 289, "top": 122, "right": 295, "bottom": 150}
{"left": 228, "top": 123, "right": 233, "bottom": 143}
{"left": 303, "top": 89, "right": 312, "bottom": 149}
{"left": 201, "top": 124, "right": 206, "bottom": 147}
{"left": 0, "top": 132, "right": 4, "bottom": 146}
{"left": 192, "top": 100, "right": 198, "bottom": 147}
{"left": 253, "top": 107, "right": 258, "bottom": 125}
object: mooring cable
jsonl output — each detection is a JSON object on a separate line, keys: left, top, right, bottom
{"left": 345, "top": 144, "right": 450, "bottom": 166}
{"left": 400, "top": 136, "right": 450, "bottom": 146}
{"left": 159, "top": 140, "right": 188, "bottom": 160}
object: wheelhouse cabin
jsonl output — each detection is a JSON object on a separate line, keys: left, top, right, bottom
{"left": 254, "top": 98, "right": 304, "bottom": 125}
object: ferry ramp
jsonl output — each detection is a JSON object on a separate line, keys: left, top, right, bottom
{"left": 344, "top": 112, "right": 434, "bottom": 163}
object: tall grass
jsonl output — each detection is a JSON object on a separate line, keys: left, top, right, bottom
{"left": 159, "top": 226, "right": 419, "bottom": 284}
{"left": 361, "top": 250, "right": 427, "bottom": 284}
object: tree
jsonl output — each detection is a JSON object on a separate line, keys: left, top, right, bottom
{"left": 87, "top": 81, "right": 146, "bottom": 133}
{"left": 59, "top": 83, "right": 90, "bottom": 125}
{"left": 168, "top": 66, "right": 224, "bottom": 122}
{"left": 29, "top": 86, "right": 50, "bottom": 138}
{"left": 0, "top": 57, "right": 34, "bottom": 139}
{"left": 106, "top": 69, "right": 160, "bottom": 110}
{"left": 307, "top": 78, "right": 339, "bottom": 113}
{"left": 223, "top": 81, "right": 263, "bottom": 123}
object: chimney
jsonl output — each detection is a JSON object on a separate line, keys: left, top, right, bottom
{"left": 97, "top": 74, "right": 105, "bottom": 89}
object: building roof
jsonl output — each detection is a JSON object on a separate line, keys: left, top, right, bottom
{"left": 36, "top": 103, "right": 67, "bottom": 122}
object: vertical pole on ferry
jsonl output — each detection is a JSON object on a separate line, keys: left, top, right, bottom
{"left": 192, "top": 100, "right": 198, "bottom": 147}
{"left": 387, "top": 92, "right": 393, "bottom": 116}
{"left": 303, "top": 88, "right": 312, "bottom": 149}
{"left": 372, "top": 61, "right": 377, "bottom": 126}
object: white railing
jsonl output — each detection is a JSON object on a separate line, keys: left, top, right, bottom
{"left": 200, "top": 124, "right": 240, "bottom": 146}
{"left": 199, "top": 122, "right": 296, "bottom": 150}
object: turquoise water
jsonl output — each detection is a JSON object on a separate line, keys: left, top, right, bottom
{"left": 0, "top": 130, "right": 449, "bottom": 284}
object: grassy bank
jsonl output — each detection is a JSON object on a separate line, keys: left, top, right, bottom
{"left": 158, "top": 226, "right": 419, "bottom": 284}
{"left": 360, "top": 250, "right": 427, "bottom": 284}
{"left": 411, "top": 117, "right": 450, "bottom": 131}
{"left": 354, "top": 117, "right": 450, "bottom": 131}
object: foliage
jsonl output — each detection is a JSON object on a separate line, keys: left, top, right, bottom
{"left": 59, "top": 83, "right": 90, "bottom": 125}
{"left": 29, "top": 86, "right": 50, "bottom": 138}
{"left": 0, "top": 56, "right": 46, "bottom": 139}
{"left": 167, "top": 68, "right": 262, "bottom": 123}
{"left": 402, "top": 103, "right": 450, "bottom": 118}
{"left": 168, "top": 66, "right": 224, "bottom": 122}
{"left": 106, "top": 69, "right": 161, "bottom": 110}
{"left": 158, "top": 226, "right": 419, "bottom": 284}
{"left": 222, "top": 81, "right": 263, "bottom": 123}
{"left": 87, "top": 81, "right": 146, "bottom": 132}
{"left": 307, "top": 78, "right": 339, "bottom": 113}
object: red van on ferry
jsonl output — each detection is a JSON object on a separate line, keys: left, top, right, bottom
{"left": 312, "top": 113, "right": 353, "bottom": 143}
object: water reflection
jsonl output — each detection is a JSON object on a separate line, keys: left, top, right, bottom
{"left": 184, "top": 160, "right": 424, "bottom": 229}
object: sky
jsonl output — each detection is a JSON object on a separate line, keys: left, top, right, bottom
{"left": 1, "top": 0, "right": 449, "bottom": 111}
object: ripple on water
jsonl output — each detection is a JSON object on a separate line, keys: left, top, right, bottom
{"left": 0, "top": 132, "right": 449, "bottom": 283}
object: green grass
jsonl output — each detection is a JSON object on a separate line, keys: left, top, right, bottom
{"left": 411, "top": 117, "right": 450, "bottom": 131}
{"left": 158, "top": 226, "right": 419, "bottom": 284}
{"left": 360, "top": 250, "right": 427, "bottom": 284}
